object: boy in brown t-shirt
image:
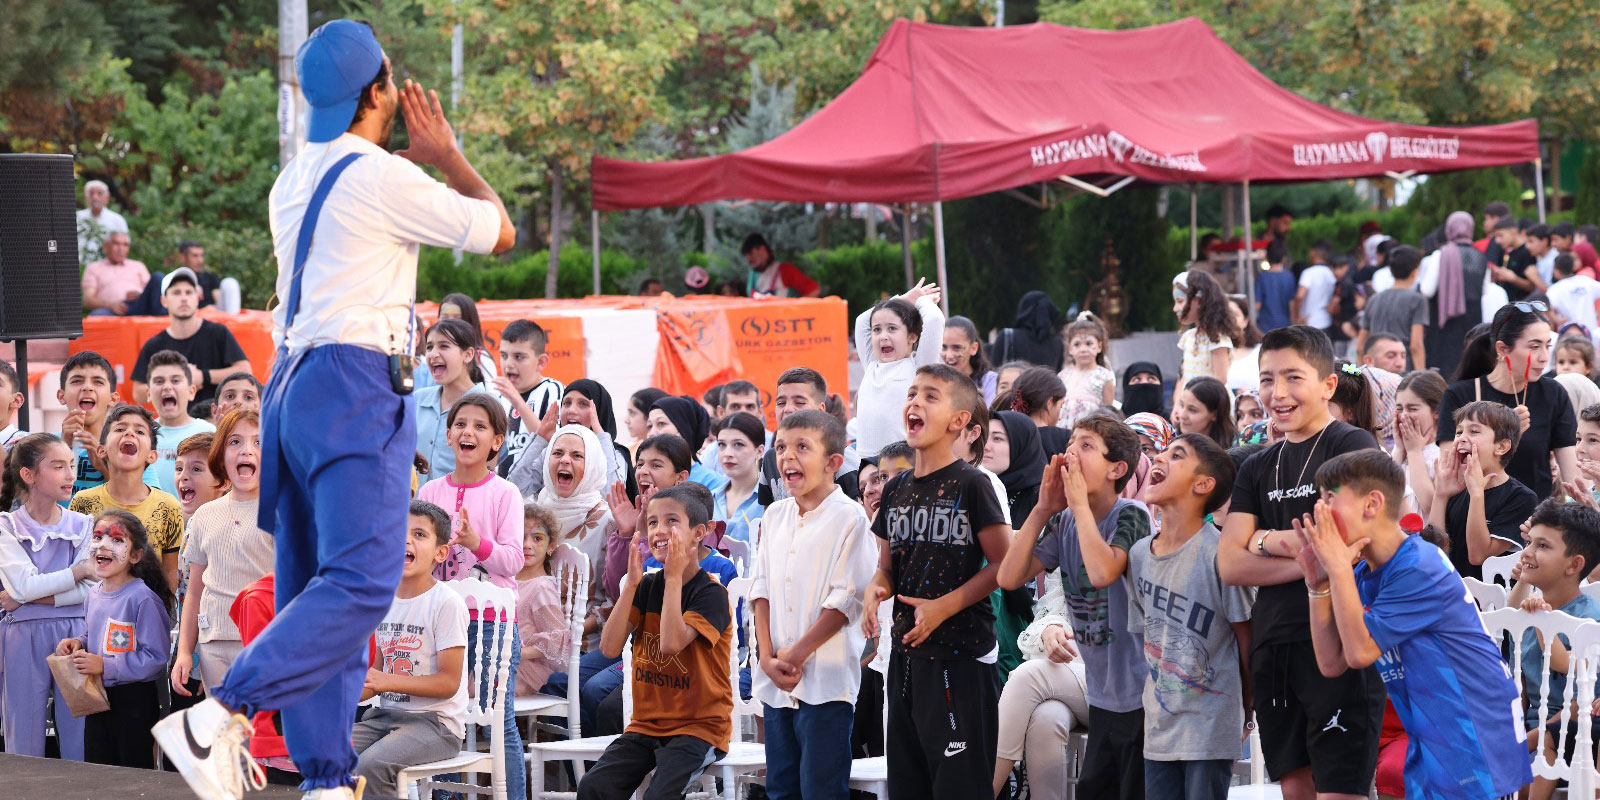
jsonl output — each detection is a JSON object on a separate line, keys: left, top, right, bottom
{"left": 580, "top": 483, "right": 733, "bottom": 800}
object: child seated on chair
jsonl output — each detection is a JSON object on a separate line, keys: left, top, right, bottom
{"left": 1505, "top": 500, "right": 1600, "bottom": 800}
{"left": 352, "top": 501, "right": 468, "bottom": 799}
{"left": 579, "top": 483, "right": 735, "bottom": 800}
{"left": 516, "top": 502, "right": 571, "bottom": 697}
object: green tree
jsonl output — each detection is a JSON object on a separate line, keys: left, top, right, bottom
{"left": 430, "top": 0, "right": 698, "bottom": 298}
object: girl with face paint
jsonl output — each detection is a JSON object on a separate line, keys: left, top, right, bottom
{"left": 0, "top": 432, "right": 95, "bottom": 760}
{"left": 56, "top": 509, "right": 174, "bottom": 767}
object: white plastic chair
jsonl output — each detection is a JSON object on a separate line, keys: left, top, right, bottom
{"left": 1582, "top": 581, "right": 1600, "bottom": 603}
{"left": 1479, "top": 606, "right": 1600, "bottom": 798}
{"left": 846, "top": 601, "right": 895, "bottom": 798}
{"left": 1482, "top": 553, "right": 1519, "bottom": 589}
{"left": 1226, "top": 715, "right": 1283, "bottom": 799}
{"left": 398, "top": 576, "right": 518, "bottom": 800}
{"left": 705, "top": 577, "right": 766, "bottom": 799}
{"left": 720, "top": 537, "right": 750, "bottom": 576}
{"left": 1463, "top": 576, "right": 1509, "bottom": 612}
{"left": 527, "top": 572, "right": 630, "bottom": 800}
{"left": 515, "top": 554, "right": 591, "bottom": 743}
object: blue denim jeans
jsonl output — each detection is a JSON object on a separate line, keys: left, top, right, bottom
{"left": 762, "top": 700, "right": 855, "bottom": 800}
{"left": 1144, "top": 758, "right": 1232, "bottom": 800}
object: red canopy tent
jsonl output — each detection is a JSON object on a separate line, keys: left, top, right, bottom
{"left": 589, "top": 17, "right": 1541, "bottom": 305}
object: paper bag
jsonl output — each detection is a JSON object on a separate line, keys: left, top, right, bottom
{"left": 47, "top": 654, "right": 110, "bottom": 717}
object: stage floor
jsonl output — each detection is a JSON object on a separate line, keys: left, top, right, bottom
{"left": 0, "top": 753, "right": 302, "bottom": 799}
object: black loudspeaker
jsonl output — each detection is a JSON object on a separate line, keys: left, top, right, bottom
{"left": 0, "top": 153, "right": 84, "bottom": 340}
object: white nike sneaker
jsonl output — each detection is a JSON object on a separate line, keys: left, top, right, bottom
{"left": 301, "top": 777, "right": 365, "bottom": 800}
{"left": 152, "top": 697, "right": 267, "bottom": 800}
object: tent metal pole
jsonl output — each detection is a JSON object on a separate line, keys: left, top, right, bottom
{"left": 591, "top": 209, "right": 601, "bottom": 295}
{"left": 1241, "top": 179, "right": 1256, "bottom": 323}
{"left": 934, "top": 200, "right": 950, "bottom": 315}
{"left": 1534, "top": 157, "right": 1547, "bottom": 223}
{"left": 1189, "top": 186, "right": 1198, "bottom": 261}
{"left": 901, "top": 203, "right": 914, "bottom": 291}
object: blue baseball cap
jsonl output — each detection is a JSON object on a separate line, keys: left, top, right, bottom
{"left": 296, "top": 20, "right": 386, "bottom": 143}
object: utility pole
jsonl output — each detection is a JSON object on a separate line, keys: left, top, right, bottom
{"left": 278, "top": 0, "right": 308, "bottom": 166}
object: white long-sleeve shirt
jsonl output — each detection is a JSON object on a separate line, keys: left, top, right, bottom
{"left": 852, "top": 296, "right": 945, "bottom": 457}
{"left": 750, "top": 487, "right": 878, "bottom": 708}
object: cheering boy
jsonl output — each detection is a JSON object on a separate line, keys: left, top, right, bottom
{"left": 1218, "top": 325, "right": 1384, "bottom": 800}
{"left": 864, "top": 364, "right": 1010, "bottom": 800}
{"left": 1296, "top": 450, "right": 1531, "bottom": 800}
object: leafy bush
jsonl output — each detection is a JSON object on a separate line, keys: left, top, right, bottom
{"left": 416, "top": 247, "right": 642, "bottom": 301}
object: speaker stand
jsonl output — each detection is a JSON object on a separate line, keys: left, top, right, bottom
{"left": 7, "top": 338, "right": 28, "bottom": 432}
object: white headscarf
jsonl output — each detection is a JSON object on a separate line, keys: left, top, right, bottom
{"left": 536, "top": 425, "right": 609, "bottom": 540}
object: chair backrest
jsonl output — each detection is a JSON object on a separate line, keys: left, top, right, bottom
{"left": 557, "top": 551, "right": 591, "bottom": 737}
{"left": 1463, "top": 576, "right": 1508, "bottom": 612}
{"left": 447, "top": 577, "right": 518, "bottom": 739}
{"left": 1582, "top": 581, "right": 1600, "bottom": 604}
{"left": 721, "top": 537, "right": 750, "bottom": 576}
{"left": 724, "top": 577, "right": 758, "bottom": 737}
{"left": 1478, "top": 607, "right": 1600, "bottom": 792}
{"left": 1482, "top": 553, "right": 1519, "bottom": 589}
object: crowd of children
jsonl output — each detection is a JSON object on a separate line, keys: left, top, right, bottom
{"left": 8, "top": 275, "right": 1600, "bottom": 800}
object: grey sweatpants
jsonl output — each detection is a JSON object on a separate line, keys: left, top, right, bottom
{"left": 351, "top": 707, "right": 462, "bottom": 798}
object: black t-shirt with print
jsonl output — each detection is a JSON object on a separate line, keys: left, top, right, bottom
{"left": 1437, "top": 375, "right": 1576, "bottom": 500}
{"left": 871, "top": 458, "right": 1008, "bottom": 660}
{"left": 1443, "top": 477, "right": 1537, "bottom": 581}
{"left": 131, "top": 320, "right": 249, "bottom": 405}
{"left": 1228, "top": 420, "right": 1379, "bottom": 649}
{"left": 1502, "top": 245, "right": 1535, "bottom": 302}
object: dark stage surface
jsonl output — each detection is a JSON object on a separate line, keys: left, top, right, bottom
{"left": 0, "top": 753, "right": 302, "bottom": 799}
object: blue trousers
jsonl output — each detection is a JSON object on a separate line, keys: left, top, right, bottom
{"left": 215, "top": 345, "right": 415, "bottom": 791}
{"left": 763, "top": 700, "right": 854, "bottom": 800}
{"left": 1144, "top": 758, "right": 1232, "bottom": 800}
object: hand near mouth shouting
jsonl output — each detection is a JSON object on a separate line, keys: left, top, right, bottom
{"left": 1061, "top": 451, "right": 1091, "bottom": 513}
{"left": 1036, "top": 454, "right": 1070, "bottom": 517}
{"left": 454, "top": 507, "right": 482, "bottom": 554}
{"left": 1433, "top": 444, "right": 1466, "bottom": 497}
{"left": 1463, "top": 443, "right": 1488, "bottom": 496}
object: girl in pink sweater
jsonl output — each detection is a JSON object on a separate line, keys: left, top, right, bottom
{"left": 417, "top": 395, "right": 523, "bottom": 589}
{"left": 413, "top": 393, "right": 528, "bottom": 799}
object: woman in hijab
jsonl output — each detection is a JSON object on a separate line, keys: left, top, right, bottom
{"left": 648, "top": 395, "right": 729, "bottom": 490}
{"left": 1124, "top": 412, "right": 1174, "bottom": 461}
{"left": 1121, "top": 362, "right": 1166, "bottom": 417}
{"left": 535, "top": 424, "right": 616, "bottom": 576}
{"left": 1420, "top": 211, "right": 1487, "bottom": 378}
{"left": 992, "top": 290, "right": 1065, "bottom": 372}
{"left": 506, "top": 380, "right": 638, "bottom": 500}
{"left": 985, "top": 410, "right": 1048, "bottom": 522}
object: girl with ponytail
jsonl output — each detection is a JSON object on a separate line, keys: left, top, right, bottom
{"left": 0, "top": 432, "right": 95, "bottom": 758}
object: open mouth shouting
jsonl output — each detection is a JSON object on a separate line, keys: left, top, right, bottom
{"left": 905, "top": 410, "right": 926, "bottom": 438}
{"left": 116, "top": 437, "right": 141, "bottom": 459}
{"left": 177, "top": 484, "right": 197, "bottom": 505}
{"left": 553, "top": 465, "right": 575, "bottom": 491}
{"left": 157, "top": 391, "right": 181, "bottom": 415}
{"left": 781, "top": 464, "right": 805, "bottom": 489}
{"left": 428, "top": 357, "right": 447, "bottom": 381}
{"left": 235, "top": 455, "right": 258, "bottom": 481}
{"left": 76, "top": 393, "right": 99, "bottom": 414}
{"left": 1147, "top": 464, "right": 1168, "bottom": 488}
{"left": 878, "top": 341, "right": 897, "bottom": 359}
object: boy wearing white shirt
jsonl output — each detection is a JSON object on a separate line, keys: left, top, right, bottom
{"left": 752, "top": 410, "right": 879, "bottom": 800}
{"left": 1547, "top": 254, "right": 1600, "bottom": 346}
{"left": 353, "top": 501, "right": 467, "bottom": 798}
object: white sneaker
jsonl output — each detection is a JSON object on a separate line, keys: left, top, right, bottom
{"left": 301, "top": 777, "right": 365, "bottom": 800}
{"left": 152, "top": 697, "right": 267, "bottom": 800}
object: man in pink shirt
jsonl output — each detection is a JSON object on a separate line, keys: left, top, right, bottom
{"left": 81, "top": 231, "right": 151, "bottom": 316}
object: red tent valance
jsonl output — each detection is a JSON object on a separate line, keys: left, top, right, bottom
{"left": 592, "top": 17, "right": 1538, "bottom": 210}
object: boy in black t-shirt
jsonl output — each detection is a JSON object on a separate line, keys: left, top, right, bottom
{"left": 865, "top": 364, "right": 1010, "bottom": 800}
{"left": 1429, "top": 401, "right": 1537, "bottom": 581}
{"left": 1218, "top": 325, "right": 1383, "bottom": 800}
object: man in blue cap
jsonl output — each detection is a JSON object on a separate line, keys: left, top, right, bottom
{"left": 154, "top": 19, "right": 514, "bottom": 800}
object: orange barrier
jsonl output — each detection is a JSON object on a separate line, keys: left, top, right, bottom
{"left": 74, "top": 296, "right": 849, "bottom": 422}
{"left": 653, "top": 297, "right": 850, "bottom": 427}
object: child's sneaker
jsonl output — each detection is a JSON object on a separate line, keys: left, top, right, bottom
{"left": 152, "top": 697, "right": 267, "bottom": 800}
{"left": 301, "top": 777, "right": 365, "bottom": 800}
